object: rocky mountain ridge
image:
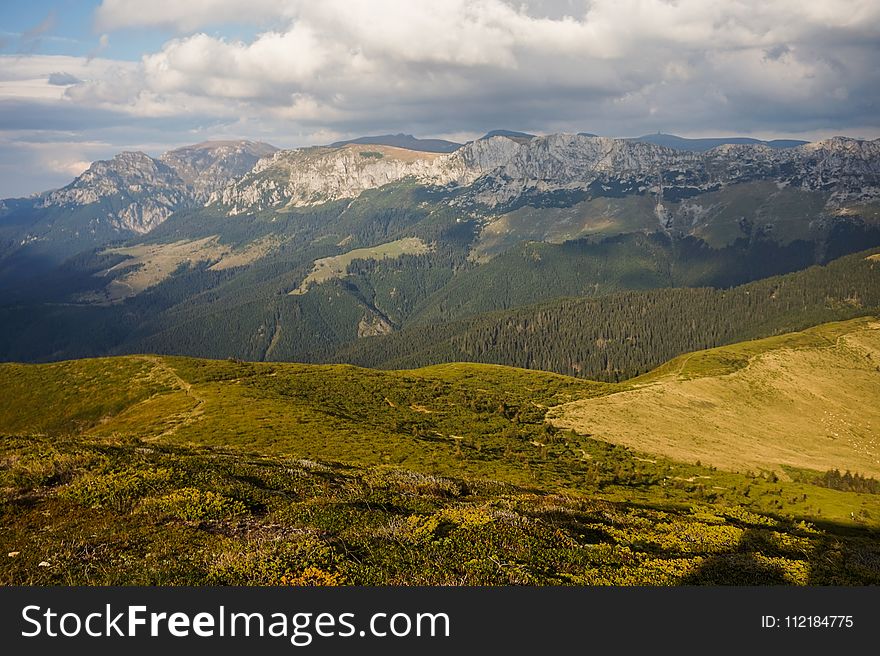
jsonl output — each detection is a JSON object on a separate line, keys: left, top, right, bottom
{"left": 159, "top": 140, "right": 278, "bottom": 202}
{"left": 212, "top": 134, "right": 880, "bottom": 216}
{"left": 32, "top": 140, "right": 276, "bottom": 234}
{"left": 5, "top": 134, "right": 880, "bottom": 246}
{"left": 212, "top": 144, "right": 453, "bottom": 215}
{"left": 456, "top": 134, "right": 880, "bottom": 209}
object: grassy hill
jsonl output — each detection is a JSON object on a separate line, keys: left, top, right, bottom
{"left": 0, "top": 356, "right": 607, "bottom": 488}
{"left": 549, "top": 318, "right": 880, "bottom": 477}
{"left": 2, "top": 320, "right": 880, "bottom": 585}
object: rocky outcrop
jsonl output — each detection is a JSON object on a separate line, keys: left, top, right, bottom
{"left": 160, "top": 140, "right": 277, "bottom": 202}
{"left": 454, "top": 134, "right": 880, "bottom": 209}
{"left": 357, "top": 312, "right": 394, "bottom": 337}
{"left": 213, "top": 134, "right": 880, "bottom": 214}
{"left": 789, "top": 137, "right": 880, "bottom": 204}
{"left": 33, "top": 141, "right": 276, "bottom": 234}
{"left": 37, "top": 152, "right": 189, "bottom": 233}
{"left": 212, "top": 144, "right": 457, "bottom": 214}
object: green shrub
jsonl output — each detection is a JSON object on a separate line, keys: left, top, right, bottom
{"left": 60, "top": 467, "right": 175, "bottom": 510}
{"left": 141, "top": 487, "right": 246, "bottom": 521}
{"left": 1, "top": 449, "right": 102, "bottom": 490}
{"left": 206, "top": 535, "right": 342, "bottom": 585}
{"left": 363, "top": 469, "right": 468, "bottom": 498}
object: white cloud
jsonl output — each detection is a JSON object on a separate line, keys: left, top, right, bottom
{"left": 13, "top": 3, "right": 880, "bottom": 137}
{"left": 94, "top": 0, "right": 294, "bottom": 32}
{"left": 48, "top": 157, "right": 91, "bottom": 177}
{"left": 3, "top": 1, "right": 880, "bottom": 197}
{"left": 0, "top": 55, "right": 138, "bottom": 101}
{"left": 0, "top": 134, "right": 116, "bottom": 197}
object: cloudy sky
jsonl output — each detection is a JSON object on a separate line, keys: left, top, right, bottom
{"left": 1, "top": 0, "right": 879, "bottom": 197}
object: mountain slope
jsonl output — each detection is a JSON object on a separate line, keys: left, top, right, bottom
{"left": 0, "top": 140, "right": 276, "bottom": 265}
{"left": 159, "top": 140, "right": 278, "bottom": 201}
{"left": 210, "top": 143, "right": 459, "bottom": 213}
{"left": 2, "top": 319, "right": 879, "bottom": 537}
{"left": 409, "top": 229, "right": 874, "bottom": 325}
{"left": 5, "top": 430, "right": 879, "bottom": 585}
{"left": 333, "top": 248, "right": 880, "bottom": 380}
{"left": 548, "top": 317, "right": 880, "bottom": 477}
{"left": 0, "top": 152, "right": 189, "bottom": 266}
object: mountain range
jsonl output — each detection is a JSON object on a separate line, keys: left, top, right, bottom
{"left": 1, "top": 131, "right": 879, "bottom": 368}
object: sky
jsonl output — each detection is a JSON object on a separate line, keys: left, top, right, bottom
{"left": 1, "top": 0, "right": 879, "bottom": 198}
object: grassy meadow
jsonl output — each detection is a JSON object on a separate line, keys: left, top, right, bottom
{"left": 549, "top": 318, "right": 880, "bottom": 476}
{"left": 1, "top": 317, "right": 879, "bottom": 585}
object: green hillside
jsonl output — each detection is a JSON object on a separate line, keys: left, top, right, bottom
{"left": 549, "top": 318, "right": 880, "bottom": 477}
{"left": 0, "top": 356, "right": 607, "bottom": 488}
{"left": 335, "top": 248, "right": 880, "bottom": 380}
{"left": 3, "top": 434, "right": 878, "bottom": 586}
{"left": 2, "top": 319, "right": 880, "bottom": 585}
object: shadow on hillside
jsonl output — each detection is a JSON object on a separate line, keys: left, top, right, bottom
{"left": 679, "top": 524, "right": 880, "bottom": 585}
{"left": 679, "top": 529, "right": 793, "bottom": 585}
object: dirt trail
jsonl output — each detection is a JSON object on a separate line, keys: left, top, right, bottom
{"left": 140, "top": 356, "right": 207, "bottom": 437}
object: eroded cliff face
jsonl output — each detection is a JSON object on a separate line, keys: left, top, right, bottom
{"left": 33, "top": 141, "right": 277, "bottom": 234}
{"left": 455, "top": 135, "right": 880, "bottom": 209}
{"left": 37, "top": 152, "right": 188, "bottom": 234}
{"left": 160, "top": 140, "right": 278, "bottom": 202}
{"left": 18, "top": 134, "right": 880, "bottom": 239}
{"left": 211, "top": 144, "right": 461, "bottom": 214}
{"left": 213, "top": 134, "right": 880, "bottom": 215}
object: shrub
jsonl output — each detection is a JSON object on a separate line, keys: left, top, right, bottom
{"left": 206, "top": 535, "right": 342, "bottom": 585}
{"left": 363, "top": 469, "right": 468, "bottom": 498}
{"left": 1, "top": 450, "right": 101, "bottom": 490}
{"left": 399, "top": 505, "right": 506, "bottom": 543}
{"left": 140, "top": 487, "right": 246, "bottom": 521}
{"left": 60, "top": 467, "right": 174, "bottom": 510}
{"left": 279, "top": 567, "right": 344, "bottom": 586}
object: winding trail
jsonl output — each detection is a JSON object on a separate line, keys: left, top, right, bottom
{"left": 140, "top": 356, "right": 207, "bottom": 438}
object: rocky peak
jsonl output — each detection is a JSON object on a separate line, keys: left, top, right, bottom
{"left": 38, "top": 152, "right": 184, "bottom": 208}
{"left": 801, "top": 136, "right": 872, "bottom": 152}
{"left": 796, "top": 137, "right": 880, "bottom": 168}
{"left": 787, "top": 137, "right": 880, "bottom": 204}
{"left": 160, "top": 140, "right": 278, "bottom": 201}
{"left": 27, "top": 141, "right": 276, "bottom": 236}
{"left": 212, "top": 144, "right": 451, "bottom": 214}
{"left": 448, "top": 135, "right": 525, "bottom": 181}
{"left": 35, "top": 151, "right": 187, "bottom": 234}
